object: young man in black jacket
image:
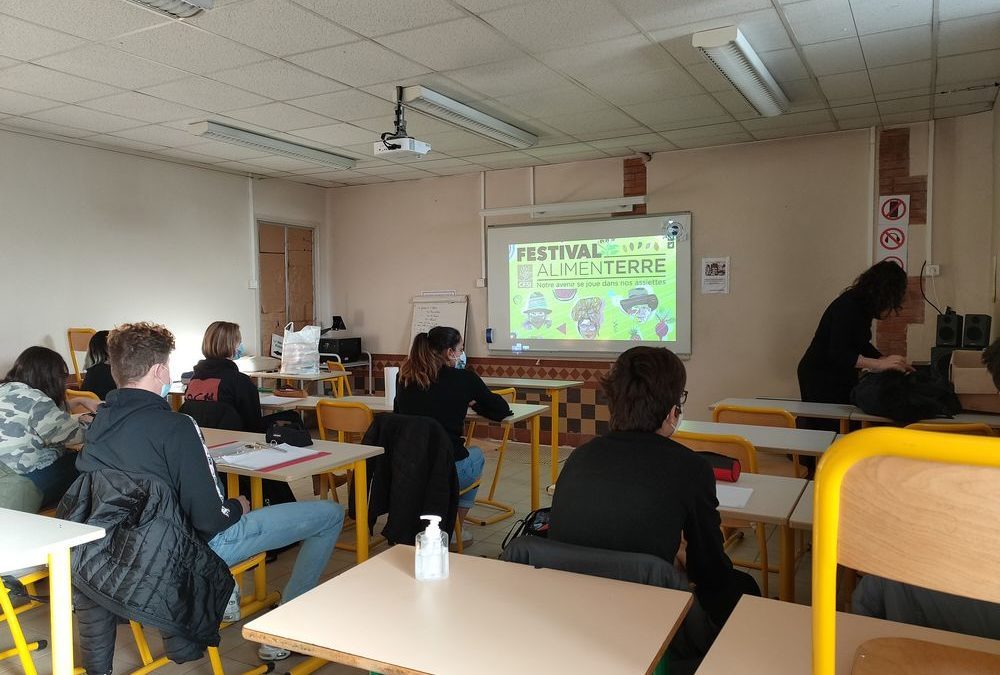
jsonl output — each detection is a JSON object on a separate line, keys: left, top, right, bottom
{"left": 77, "top": 322, "right": 344, "bottom": 662}
{"left": 548, "top": 346, "right": 759, "bottom": 629}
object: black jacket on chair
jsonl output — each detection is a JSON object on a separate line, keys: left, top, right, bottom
{"left": 178, "top": 399, "right": 243, "bottom": 431}
{"left": 356, "top": 414, "right": 458, "bottom": 544}
{"left": 58, "top": 470, "right": 232, "bottom": 673}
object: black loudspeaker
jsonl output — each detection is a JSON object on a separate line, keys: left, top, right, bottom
{"left": 936, "top": 313, "right": 964, "bottom": 348}
{"left": 963, "top": 314, "right": 992, "bottom": 349}
{"left": 930, "top": 346, "right": 955, "bottom": 379}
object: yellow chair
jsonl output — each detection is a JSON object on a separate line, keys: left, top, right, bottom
{"left": 0, "top": 568, "right": 50, "bottom": 675}
{"left": 129, "top": 554, "right": 272, "bottom": 675}
{"left": 674, "top": 430, "right": 777, "bottom": 599}
{"left": 813, "top": 428, "right": 1000, "bottom": 675}
{"left": 453, "top": 479, "right": 481, "bottom": 555}
{"left": 324, "top": 361, "right": 351, "bottom": 397}
{"left": 66, "top": 328, "right": 96, "bottom": 388}
{"left": 464, "top": 388, "right": 518, "bottom": 526}
{"left": 65, "top": 389, "right": 100, "bottom": 414}
{"left": 905, "top": 422, "right": 996, "bottom": 436}
{"left": 713, "top": 404, "right": 807, "bottom": 479}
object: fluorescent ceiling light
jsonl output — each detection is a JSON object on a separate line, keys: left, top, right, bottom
{"left": 480, "top": 196, "right": 646, "bottom": 219}
{"left": 692, "top": 26, "right": 789, "bottom": 118}
{"left": 400, "top": 85, "right": 537, "bottom": 149}
{"left": 191, "top": 121, "right": 356, "bottom": 170}
{"left": 127, "top": 0, "right": 213, "bottom": 18}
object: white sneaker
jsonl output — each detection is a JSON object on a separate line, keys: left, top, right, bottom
{"left": 222, "top": 583, "right": 241, "bottom": 623}
{"left": 257, "top": 644, "right": 291, "bottom": 661}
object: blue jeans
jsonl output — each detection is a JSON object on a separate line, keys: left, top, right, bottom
{"left": 457, "top": 446, "right": 485, "bottom": 508}
{"left": 208, "top": 500, "right": 344, "bottom": 602}
{"left": 26, "top": 452, "right": 78, "bottom": 508}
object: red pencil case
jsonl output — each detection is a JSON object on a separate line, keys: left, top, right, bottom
{"left": 701, "top": 452, "right": 741, "bottom": 482}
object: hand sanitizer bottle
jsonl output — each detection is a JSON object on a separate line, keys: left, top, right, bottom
{"left": 415, "top": 515, "right": 449, "bottom": 581}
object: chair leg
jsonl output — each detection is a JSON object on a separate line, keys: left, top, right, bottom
{"left": 756, "top": 524, "right": 770, "bottom": 599}
{"left": 0, "top": 579, "right": 41, "bottom": 675}
{"left": 470, "top": 427, "right": 517, "bottom": 526}
{"left": 454, "top": 519, "right": 464, "bottom": 554}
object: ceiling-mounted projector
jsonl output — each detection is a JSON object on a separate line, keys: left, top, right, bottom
{"left": 375, "top": 86, "right": 432, "bottom": 158}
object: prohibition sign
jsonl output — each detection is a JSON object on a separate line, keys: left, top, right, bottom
{"left": 880, "top": 227, "right": 905, "bottom": 250}
{"left": 881, "top": 197, "right": 907, "bottom": 220}
{"left": 884, "top": 256, "right": 904, "bottom": 268}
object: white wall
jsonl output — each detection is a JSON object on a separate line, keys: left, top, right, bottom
{"left": 0, "top": 130, "right": 325, "bottom": 376}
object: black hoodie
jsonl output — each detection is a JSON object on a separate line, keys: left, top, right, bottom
{"left": 186, "top": 358, "right": 264, "bottom": 432}
{"left": 76, "top": 387, "right": 242, "bottom": 541}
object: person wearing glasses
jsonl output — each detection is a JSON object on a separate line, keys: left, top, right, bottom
{"left": 548, "top": 346, "right": 759, "bottom": 633}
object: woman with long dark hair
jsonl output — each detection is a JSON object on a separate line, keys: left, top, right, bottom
{"left": 395, "top": 326, "right": 512, "bottom": 533}
{"left": 798, "top": 261, "right": 914, "bottom": 418}
{"left": 0, "top": 346, "right": 98, "bottom": 508}
{"left": 82, "top": 330, "right": 116, "bottom": 400}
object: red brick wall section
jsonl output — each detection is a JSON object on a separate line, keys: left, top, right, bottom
{"left": 874, "top": 128, "right": 926, "bottom": 357}
{"left": 618, "top": 156, "right": 647, "bottom": 216}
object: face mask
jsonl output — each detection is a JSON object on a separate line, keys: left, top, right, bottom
{"left": 160, "top": 381, "right": 171, "bottom": 398}
{"left": 233, "top": 343, "right": 246, "bottom": 360}
{"left": 668, "top": 406, "right": 683, "bottom": 436}
{"left": 455, "top": 351, "right": 467, "bottom": 369}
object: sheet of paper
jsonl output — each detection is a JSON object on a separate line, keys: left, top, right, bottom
{"left": 207, "top": 440, "right": 245, "bottom": 458}
{"left": 716, "top": 484, "right": 753, "bottom": 509}
{"left": 258, "top": 395, "right": 305, "bottom": 406}
{"left": 219, "top": 444, "right": 320, "bottom": 470}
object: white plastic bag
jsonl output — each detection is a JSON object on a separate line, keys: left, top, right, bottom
{"left": 280, "top": 323, "right": 321, "bottom": 374}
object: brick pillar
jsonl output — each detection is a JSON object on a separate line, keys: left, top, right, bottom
{"left": 618, "top": 157, "right": 646, "bottom": 216}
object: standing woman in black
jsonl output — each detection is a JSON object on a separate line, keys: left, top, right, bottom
{"left": 798, "top": 260, "right": 913, "bottom": 427}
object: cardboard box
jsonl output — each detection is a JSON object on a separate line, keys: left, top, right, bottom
{"left": 950, "top": 349, "right": 1000, "bottom": 413}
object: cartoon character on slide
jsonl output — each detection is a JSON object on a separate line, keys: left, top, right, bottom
{"left": 571, "top": 297, "right": 604, "bottom": 340}
{"left": 522, "top": 291, "right": 552, "bottom": 331}
{"left": 620, "top": 286, "right": 659, "bottom": 324}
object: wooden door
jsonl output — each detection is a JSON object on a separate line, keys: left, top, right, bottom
{"left": 258, "top": 222, "right": 315, "bottom": 356}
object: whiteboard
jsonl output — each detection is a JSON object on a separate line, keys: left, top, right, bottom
{"left": 410, "top": 295, "right": 469, "bottom": 344}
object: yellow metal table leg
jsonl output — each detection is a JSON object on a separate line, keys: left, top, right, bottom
{"left": 779, "top": 524, "right": 795, "bottom": 602}
{"left": 548, "top": 388, "right": 561, "bottom": 485}
{"left": 48, "top": 549, "right": 73, "bottom": 675}
{"left": 353, "top": 460, "right": 370, "bottom": 563}
{"left": 531, "top": 415, "right": 540, "bottom": 511}
{"left": 250, "top": 478, "right": 268, "bottom": 606}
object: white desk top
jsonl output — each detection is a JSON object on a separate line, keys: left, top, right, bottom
{"left": 696, "top": 595, "right": 1000, "bottom": 674}
{"left": 849, "top": 410, "right": 1000, "bottom": 427}
{"left": 679, "top": 420, "right": 836, "bottom": 456}
{"left": 711, "top": 398, "right": 858, "bottom": 420}
{"left": 480, "top": 377, "right": 584, "bottom": 391}
{"left": 246, "top": 370, "right": 347, "bottom": 381}
{"left": 290, "top": 395, "right": 549, "bottom": 424}
{"left": 244, "top": 545, "right": 692, "bottom": 675}
{"left": 201, "top": 428, "right": 382, "bottom": 481}
{"left": 0, "top": 508, "right": 105, "bottom": 571}
{"left": 716, "top": 473, "right": 808, "bottom": 526}
{"left": 789, "top": 481, "right": 814, "bottom": 530}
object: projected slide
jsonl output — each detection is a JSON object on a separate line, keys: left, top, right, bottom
{"left": 508, "top": 236, "right": 676, "bottom": 343}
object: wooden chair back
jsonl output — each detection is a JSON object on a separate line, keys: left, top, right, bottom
{"left": 325, "top": 361, "right": 352, "bottom": 396}
{"left": 904, "top": 422, "right": 996, "bottom": 436}
{"left": 67, "top": 327, "right": 96, "bottom": 386}
{"left": 316, "top": 400, "right": 373, "bottom": 443}
{"left": 713, "top": 404, "right": 796, "bottom": 428}
{"left": 65, "top": 388, "right": 100, "bottom": 414}
{"left": 673, "top": 430, "right": 758, "bottom": 473}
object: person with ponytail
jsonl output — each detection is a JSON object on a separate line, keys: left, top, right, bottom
{"left": 395, "top": 326, "right": 512, "bottom": 532}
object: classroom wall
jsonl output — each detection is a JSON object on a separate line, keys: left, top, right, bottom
{"left": 994, "top": 103, "right": 1000, "bottom": 323}
{"left": 0, "top": 130, "right": 324, "bottom": 376}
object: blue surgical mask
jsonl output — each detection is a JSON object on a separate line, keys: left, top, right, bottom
{"left": 455, "top": 351, "right": 467, "bottom": 370}
{"left": 160, "top": 382, "right": 171, "bottom": 398}
{"left": 233, "top": 342, "right": 246, "bottom": 360}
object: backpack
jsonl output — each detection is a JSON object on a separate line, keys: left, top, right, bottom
{"left": 850, "top": 369, "right": 962, "bottom": 425}
{"left": 265, "top": 417, "right": 313, "bottom": 447}
{"left": 500, "top": 507, "right": 551, "bottom": 552}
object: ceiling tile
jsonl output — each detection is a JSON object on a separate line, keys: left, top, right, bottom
{"left": 881, "top": 109, "right": 930, "bottom": 124}
{"left": 938, "top": 0, "right": 1000, "bottom": 21}
{"left": 377, "top": 18, "right": 521, "bottom": 70}
{"left": 837, "top": 116, "right": 879, "bottom": 129}
{"left": 583, "top": 68, "right": 705, "bottom": 105}
{"left": 29, "top": 105, "right": 145, "bottom": 133}
{"left": 686, "top": 62, "right": 734, "bottom": 92}
{"left": 352, "top": 112, "right": 456, "bottom": 136}
{"left": 0, "top": 15, "right": 83, "bottom": 61}
{"left": 659, "top": 35, "right": 708, "bottom": 68}
{"left": 782, "top": 0, "right": 857, "bottom": 44}
{"left": 859, "top": 25, "right": 932, "bottom": 67}
{"left": 536, "top": 109, "right": 643, "bottom": 136}
{"left": 934, "top": 101, "right": 994, "bottom": 118}
{"left": 541, "top": 35, "right": 677, "bottom": 82}
{"left": 140, "top": 76, "right": 269, "bottom": 113}
{"left": 0, "top": 0, "right": 167, "bottom": 40}
{"left": 741, "top": 109, "right": 833, "bottom": 130}
{"left": 0, "top": 87, "right": 60, "bottom": 116}
{"left": 748, "top": 120, "right": 837, "bottom": 139}
{"left": 933, "top": 86, "right": 999, "bottom": 107}
{"left": 86, "top": 135, "right": 167, "bottom": 153}
{"left": 662, "top": 121, "right": 744, "bottom": 140}
{"left": 573, "top": 126, "right": 651, "bottom": 141}
{"left": 0, "top": 116, "right": 92, "bottom": 138}
{"left": 938, "top": 12, "right": 1000, "bottom": 56}
{"left": 192, "top": 0, "right": 357, "bottom": 57}
{"left": 223, "top": 102, "right": 331, "bottom": 131}
{"left": 781, "top": 79, "right": 826, "bottom": 105}
{"left": 759, "top": 49, "right": 810, "bottom": 81}
{"left": 239, "top": 154, "right": 323, "bottom": 172}
{"left": 288, "top": 42, "right": 430, "bottom": 87}
{"left": 0, "top": 64, "right": 120, "bottom": 103}
{"left": 650, "top": 8, "right": 793, "bottom": 52}
{"left": 481, "top": 0, "right": 635, "bottom": 52}
{"left": 615, "top": 0, "right": 773, "bottom": 31}
{"left": 588, "top": 133, "right": 664, "bottom": 150}
{"left": 868, "top": 60, "right": 931, "bottom": 93}
{"left": 831, "top": 102, "right": 879, "bottom": 119}
{"left": 802, "top": 38, "right": 866, "bottom": 76}
{"left": 416, "top": 129, "right": 510, "bottom": 154}
{"left": 110, "top": 124, "right": 206, "bottom": 147}
{"left": 289, "top": 89, "right": 393, "bottom": 122}
{"left": 712, "top": 90, "right": 760, "bottom": 119}
{"left": 210, "top": 60, "right": 347, "bottom": 101}
{"left": 495, "top": 86, "right": 609, "bottom": 118}
{"left": 425, "top": 163, "right": 487, "bottom": 176}
{"left": 292, "top": 0, "right": 464, "bottom": 37}
{"left": 817, "top": 70, "right": 874, "bottom": 103}
{"left": 113, "top": 22, "right": 267, "bottom": 75}
{"left": 623, "top": 94, "right": 732, "bottom": 130}
{"left": 289, "top": 122, "right": 374, "bottom": 147}
{"left": 877, "top": 94, "right": 930, "bottom": 114}
{"left": 34, "top": 45, "right": 187, "bottom": 90}
{"left": 936, "top": 49, "right": 1000, "bottom": 85}
{"left": 444, "top": 58, "right": 571, "bottom": 98}
{"left": 460, "top": 150, "right": 539, "bottom": 168}
{"left": 848, "top": 0, "right": 932, "bottom": 35}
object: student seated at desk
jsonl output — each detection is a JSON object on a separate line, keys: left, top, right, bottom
{"left": 0, "top": 346, "right": 98, "bottom": 509}
{"left": 76, "top": 322, "right": 344, "bottom": 662}
{"left": 394, "top": 326, "right": 512, "bottom": 532}
{"left": 548, "top": 346, "right": 760, "bottom": 629}
{"left": 81, "top": 330, "right": 116, "bottom": 400}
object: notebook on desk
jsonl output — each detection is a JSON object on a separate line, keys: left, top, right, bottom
{"left": 208, "top": 441, "right": 326, "bottom": 472}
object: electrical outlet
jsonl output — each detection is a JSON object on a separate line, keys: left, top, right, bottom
{"left": 475, "top": 278, "right": 486, "bottom": 288}
{"left": 925, "top": 264, "right": 941, "bottom": 277}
